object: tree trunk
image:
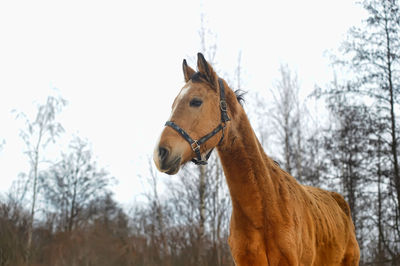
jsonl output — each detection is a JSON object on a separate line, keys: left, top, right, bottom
{"left": 385, "top": 15, "right": 400, "bottom": 239}
{"left": 68, "top": 180, "right": 78, "bottom": 232}
{"left": 377, "top": 139, "right": 385, "bottom": 261}
{"left": 27, "top": 127, "right": 43, "bottom": 263}
{"left": 198, "top": 165, "right": 206, "bottom": 265}
{"left": 26, "top": 150, "right": 38, "bottom": 260}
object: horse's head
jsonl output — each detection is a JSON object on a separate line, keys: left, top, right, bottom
{"left": 154, "top": 53, "right": 231, "bottom": 175}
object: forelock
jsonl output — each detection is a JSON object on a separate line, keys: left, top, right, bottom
{"left": 189, "top": 72, "right": 207, "bottom": 83}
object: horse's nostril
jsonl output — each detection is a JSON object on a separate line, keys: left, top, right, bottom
{"left": 158, "top": 147, "right": 169, "bottom": 162}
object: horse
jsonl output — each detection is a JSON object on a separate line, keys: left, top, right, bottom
{"left": 153, "top": 53, "right": 360, "bottom": 265}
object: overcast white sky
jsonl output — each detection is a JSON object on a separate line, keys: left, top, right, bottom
{"left": 0, "top": 0, "right": 365, "bottom": 204}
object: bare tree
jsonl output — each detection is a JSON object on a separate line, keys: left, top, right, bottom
{"left": 41, "top": 136, "right": 113, "bottom": 232}
{"left": 270, "top": 64, "right": 304, "bottom": 179}
{"left": 167, "top": 156, "right": 233, "bottom": 266}
{"left": 204, "top": 154, "right": 232, "bottom": 266}
{"left": 15, "top": 95, "right": 66, "bottom": 257}
{"left": 339, "top": 0, "right": 400, "bottom": 244}
{"left": 198, "top": 12, "right": 217, "bottom": 65}
{"left": 138, "top": 158, "right": 170, "bottom": 265}
{"left": 317, "top": 0, "right": 400, "bottom": 261}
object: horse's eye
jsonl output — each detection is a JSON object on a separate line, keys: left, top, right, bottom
{"left": 190, "top": 98, "right": 203, "bottom": 107}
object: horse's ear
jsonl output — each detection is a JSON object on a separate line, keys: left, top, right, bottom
{"left": 183, "top": 59, "right": 196, "bottom": 82}
{"left": 197, "top": 53, "right": 217, "bottom": 88}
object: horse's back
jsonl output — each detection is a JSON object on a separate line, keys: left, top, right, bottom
{"left": 330, "top": 191, "right": 351, "bottom": 217}
{"left": 303, "top": 186, "right": 349, "bottom": 217}
{"left": 302, "top": 185, "right": 359, "bottom": 265}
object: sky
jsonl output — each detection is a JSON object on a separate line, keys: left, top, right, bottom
{"left": 0, "top": 0, "right": 366, "bottom": 205}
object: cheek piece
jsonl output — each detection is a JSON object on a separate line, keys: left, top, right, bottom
{"left": 164, "top": 78, "right": 230, "bottom": 165}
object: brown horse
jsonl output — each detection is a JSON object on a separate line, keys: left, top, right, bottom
{"left": 153, "top": 53, "right": 360, "bottom": 265}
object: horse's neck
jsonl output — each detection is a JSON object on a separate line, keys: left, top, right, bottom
{"left": 217, "top": 110, "right": 284, "bottom": 228}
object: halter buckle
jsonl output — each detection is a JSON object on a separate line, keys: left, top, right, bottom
{"left": 220, "top": 100, "right": 228, "bottom": 112}
{"left": 191, "top": 141, "right": 200, "bottom": 152}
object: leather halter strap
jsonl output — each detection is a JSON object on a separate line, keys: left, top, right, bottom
{"left": 165, "top": 78, "right": 230, "bottom": 165}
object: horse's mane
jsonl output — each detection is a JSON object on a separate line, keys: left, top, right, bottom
{"left": 234, "top": 89, "right": 246, "bottom": 106}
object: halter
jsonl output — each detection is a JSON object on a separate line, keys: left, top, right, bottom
{"left": 165, "top": 78, "right": 230, "bottom": 165}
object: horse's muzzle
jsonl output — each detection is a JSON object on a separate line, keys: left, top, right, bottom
{"left": 154, "top": 146, "right": 181, "bottom": 175}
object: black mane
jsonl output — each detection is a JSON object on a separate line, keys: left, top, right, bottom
{"left": 189, "top": 72, "right": 207, "bottom": 83}
{"left": 234, "top": 89, "right": 246, "bottom": 106}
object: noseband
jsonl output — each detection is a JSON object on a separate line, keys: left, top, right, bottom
{"left": 165, "top": 78, "right": 230, "bottom": 165}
